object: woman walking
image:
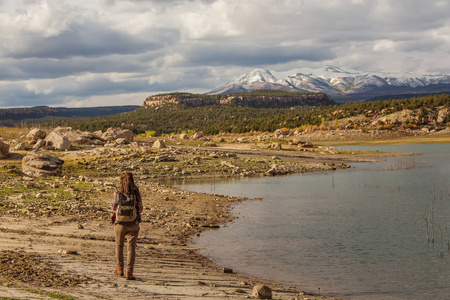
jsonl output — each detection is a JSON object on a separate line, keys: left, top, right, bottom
{"left": 111, "top": 171, "right": 143, "bottom": 280}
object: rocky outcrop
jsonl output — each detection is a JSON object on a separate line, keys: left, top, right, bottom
{"left": 44, "top": 131, "right": 71, "bottom": 150}
{"left": 437, "top": 108, "right": 449, "bottom": 123}
{"left": 142, "top": 91, "right": 333, "bottom": 109}
{"left": 26, "top": 128, "right": 46, "bottom": 143}
{"left": 101, "top": 128, "right": 134, "bottom": 143}
{"left": 22, "top": 152, "right": 64, "bottom": 177}
{"left": 0, "top": 141, "right": 10, "bottom": 158}
{"left": 220, "top": 93, "right": 333, "bottom": 108}
{"left": 143, "top": 94, "right": 216, "bottom": 107}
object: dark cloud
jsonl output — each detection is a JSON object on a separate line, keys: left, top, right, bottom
{"left": 0, "top": 53, "right": 160, "bottom": 81}
{"left": 10, "top": 22, "right": 179, "bottom": 59}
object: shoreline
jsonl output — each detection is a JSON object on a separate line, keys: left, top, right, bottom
{"left": 0, "top": 132, "right": 449, "bottom": 299}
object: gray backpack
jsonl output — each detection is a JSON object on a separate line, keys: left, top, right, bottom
{"left": 115, "top": 192, "right": 137, "bottom": 223}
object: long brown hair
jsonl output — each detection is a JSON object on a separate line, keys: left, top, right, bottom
{"left": 118, "top": 171, "right": 139, "bottom": 195}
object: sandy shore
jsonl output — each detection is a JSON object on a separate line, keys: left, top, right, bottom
{"left": 1, "top": 131, "right": 448, "bottom": 300}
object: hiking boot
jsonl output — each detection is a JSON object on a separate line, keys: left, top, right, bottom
{"left": 126, "top": 271, "right": 136, "bottom": 280}
{"left": 114, "top": 267, "right": 124, "bottom": 277}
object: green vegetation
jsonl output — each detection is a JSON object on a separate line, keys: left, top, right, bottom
{"left": 48, "top": 104, "right": 317, "bottom": 135}
{"left": 45, "top": 94, "right": 449, "bottom": 136}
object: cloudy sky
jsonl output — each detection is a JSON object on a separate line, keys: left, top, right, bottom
{"left": 1, "top": 0, "right": 449, "bottom": 108}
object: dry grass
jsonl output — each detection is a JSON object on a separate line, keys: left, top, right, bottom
{"left": 0, "top": 127, "right": 29, "bottom": 140}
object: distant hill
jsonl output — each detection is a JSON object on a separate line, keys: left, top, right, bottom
{"left": 0, "top": 105, "right": 140, "bottom": 127}
{"left": 208, "top": 66, "right": 450, "bottom": 103}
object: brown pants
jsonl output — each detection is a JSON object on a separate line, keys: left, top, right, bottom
{"left": 114, "top": 223, "right": 140, "bottom": 272}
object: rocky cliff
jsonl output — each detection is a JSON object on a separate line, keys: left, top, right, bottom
{"left": 143, "top": 93, "right": 216, "bottom": 107}
{"left": 220, "top": 93, "right": 334, "bottom": 108}
{"left": 143, "top": 91, "right": 334, "bottom": 108}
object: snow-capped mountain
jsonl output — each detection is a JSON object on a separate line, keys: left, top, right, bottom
{"left": 208, "top": 66, "right": 450, "bottom": 102}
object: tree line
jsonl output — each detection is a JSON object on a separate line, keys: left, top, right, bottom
{"left": 46, "top": 94, "right": 449, "bottom": 135}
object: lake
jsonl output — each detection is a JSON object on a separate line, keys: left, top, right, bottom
{"left": 173, "top": 144, "right": 450, "bottom": 299}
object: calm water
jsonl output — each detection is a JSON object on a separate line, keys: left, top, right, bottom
{"left": 173, "top": 144, "right": 450, "bottom": 299}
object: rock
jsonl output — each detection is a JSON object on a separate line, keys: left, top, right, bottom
{"left": 153, "top": 139, "right": 167, "bottom": 148}
{"left": 274, "top": 128, "right": 290, "bottom": 137}
{"left": 22, "top": 152, "right": 64, "bottom": 177}
{"left": 204, "top": 142, "right": 217, "bottom": 147}
{"left": 0, "top": 141, "right": 10, "bottom": 158}
{"left": 14, "top": 142, "right": 26, "bottom": 150}
{"left": 57, "top": 249, "right": 78, "bottom": 255}
{"left": 154, "top": 154, "right": 174, "bottom": 162}
{"left": 115, "top": 138, "right": 129, "bottom": 145}
{"left": 53, "top": 127, "right": 105, "bottom": 145}
{"left": 300, "top": 141, "right": 314, "bottom": 148}
{"left": 191, "top": 131, "right": 204, "bottom": 139}
{"left": 45, "top": 131, "right": 71, "bottom": 150}
{"left": 26, "top": 128, "right": 46, "bottom": 142}
{"left": 291, "top": 138, "right": 302, "bottom": 145}
{"left": 437, "top": 108, "right": 448, "bottom": 123}
{"left": 266, "top": 164, "right": 287, "bottom": 176}
{"left": 270, "top": 143, "right": 282, "bottom": 150}
{"left": 252, "top": 284, "right": 272, "bottom": 299}
{"left": 101, "top": 128, "right": 134, "bottom": 143}
{"left": 179, "top": 133, "right": 188, "bottom": 139}
{"left": 32, "top": 139, "right": 45, "bottom": 150}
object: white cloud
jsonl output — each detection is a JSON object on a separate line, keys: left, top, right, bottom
{"left": 373, "top": 40, "right": 396, "bottom": 52}
{"left": 0, "top": 0, "right": 449, "bottom": 107}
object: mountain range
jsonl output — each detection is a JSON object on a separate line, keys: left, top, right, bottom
{"left": 207, "top": 66, "right": 450, "bottom": 103}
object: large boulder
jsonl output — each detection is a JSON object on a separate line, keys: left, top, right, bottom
{"left": 152, "top": 139, "right": 167, "bottom": 148}
{"left": 0, "top": 141, "right": 10, "bottom": 158}
{"left": 252, "top": 284, "right": 272, "bottom": 299}
{"left": 101, "top": 128, "right": 134, "bottom": 143}
{"left": 26, "top": 128, "right": 46, "bottom": 143}
{"left": 22, "top": 152, "right": 64, "bottom": 177}
{"left": 191, "top": 131, "right": 204, "bottom": 139}
{"left": 53, "top": 127, "right": 105, "bottom": 145}
{"left": 44, "top": 131, "right": 71, "bottom": 150}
